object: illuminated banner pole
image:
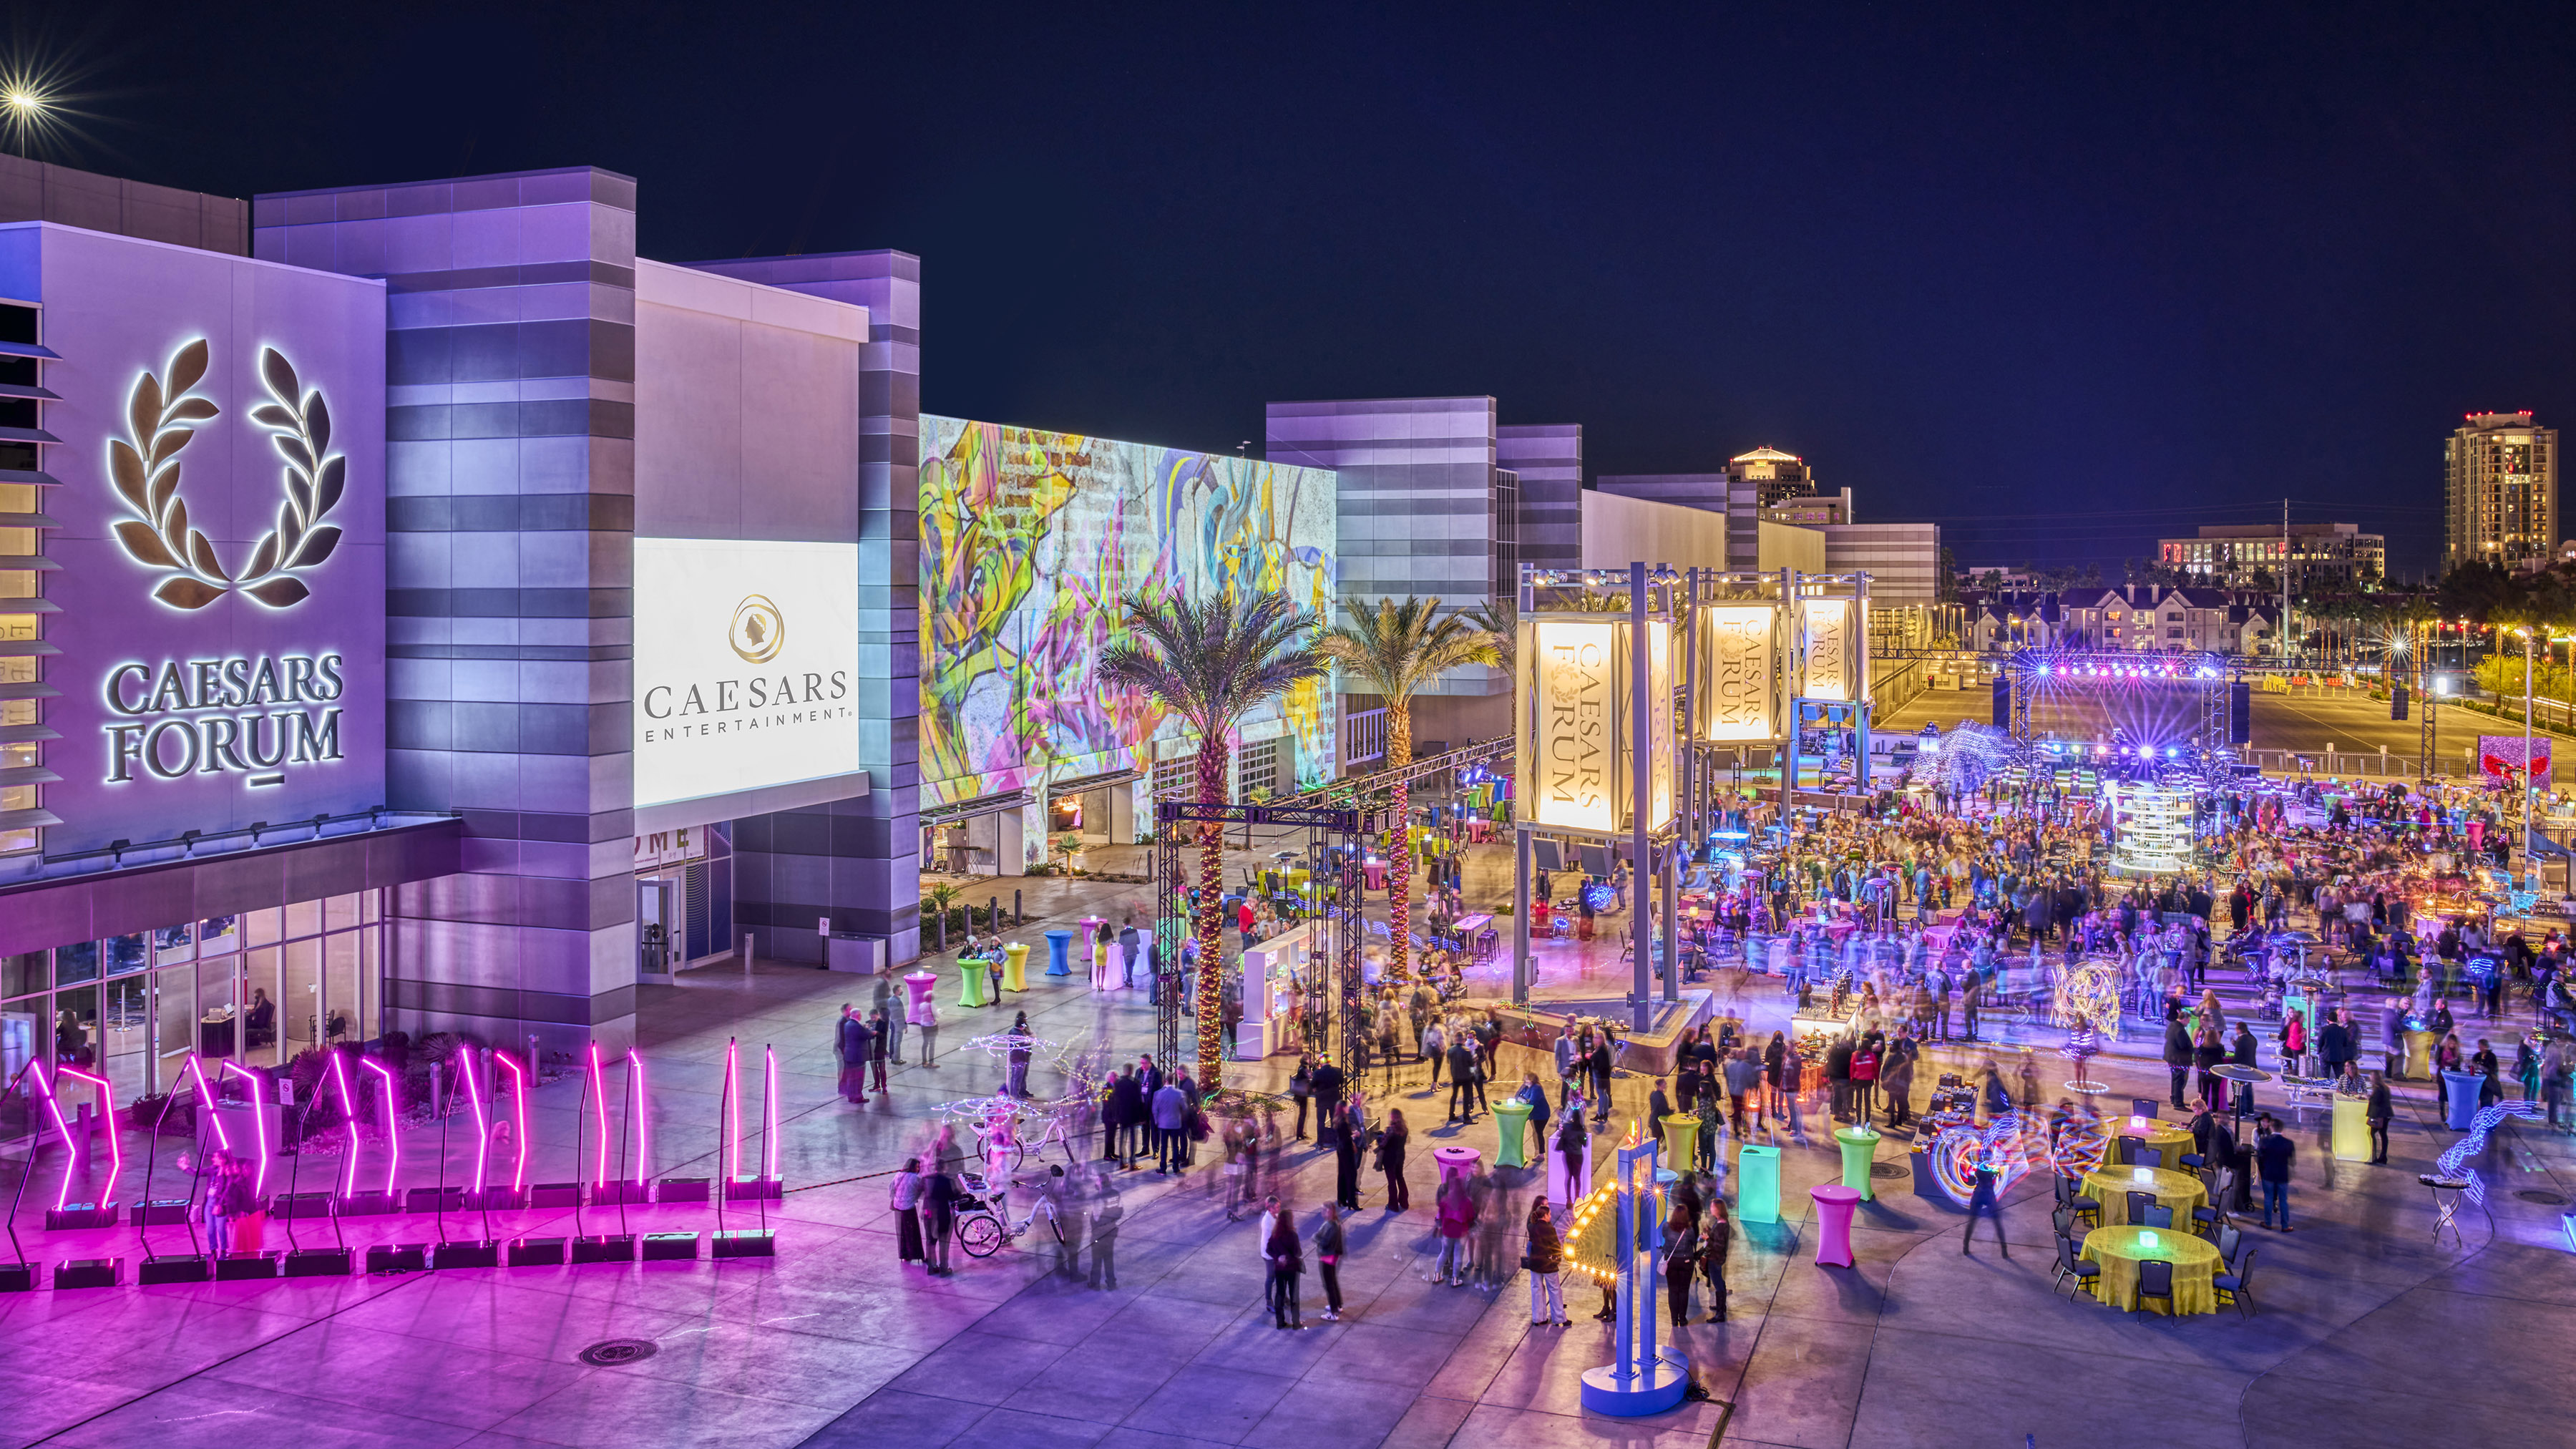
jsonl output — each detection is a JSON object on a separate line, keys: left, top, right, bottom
{"left": 1513, "top": 567, "right": 1537, "bottom": 1008}
{"left": 1629, "top": 562, "right": 1651, "bottom": 1032}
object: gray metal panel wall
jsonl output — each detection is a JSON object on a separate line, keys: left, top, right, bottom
{"left": 1498, "top": 424, "right": 1583, "bottom": 573}
{"left": 682, "top": 252, "right": 923, "bottom": 965}
{"left": 255, "top": 166, "right": 642, "bottom": 1051}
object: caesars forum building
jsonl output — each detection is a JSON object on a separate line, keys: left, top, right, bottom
{"left": 0, "top": 157, "right": 1338, "bottom": 1118}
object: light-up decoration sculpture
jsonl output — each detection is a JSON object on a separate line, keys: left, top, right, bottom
{"left": 2056, "top": 962, "right": 2124, "bottom": 1088}
{"left": 326, "top": 1050, "right": 366, "bottom": 1199}
{"left": 722, "top": 1038, "right": 742, "bottom": 1185}
{"left": 585, "top": 1043, "right": 611, "bottom": 1193}
{"left": 1926, "top": 1116, "right": 2032, "bottom": 1205}
{"left": 2436, "top": 1100, "right": 2541, "bottom": 1206}
{"left": 185, "top": 1057, "right": 230, "bottom": 1154}
{"left": 629, "top": 1050, "right": 651, "bottom": 1181}
{"left": 764, "top": 1045, "right": 782, "bottom": 1184}
{"left": 222, "top": 1060, "right": 272, "bottom": 1197}
{"left": 1574, "top": 1131, "right": 1689, "bottom": 1415}
{"left": 44, "top": 1066, "right": 123, "bottom": 1214}
{"left": 495, "top": 1050, "right": 531, "bottom": 1199}
{"left": 358, "top": 1057, "right": 401, "bottom": 1196}
{"left": 458, "top": 1045, "right": 491, "bottom": 1199}
{"left": 943, "top": 1033, "right": 1111, "bottom": 1171}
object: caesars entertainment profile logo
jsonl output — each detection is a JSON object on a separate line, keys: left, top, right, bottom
{"left": 107, "top": 339, "right": 347, "bottom": 610}
{"left": 729, "top": 594, "right": 786, "bottom": 663}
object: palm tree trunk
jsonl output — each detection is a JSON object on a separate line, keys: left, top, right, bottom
{"left": 1385, "top": 703, "right": 1413, "bottom": 979}
{"left": 1194, "top": 739, "right": 1229, "bottom": 1088}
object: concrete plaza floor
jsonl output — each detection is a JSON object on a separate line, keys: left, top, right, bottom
{"left": 3, "top": 863, "right": 2575, "bottom": 1448}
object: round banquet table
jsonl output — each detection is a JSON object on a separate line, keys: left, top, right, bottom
{"left": 2082, "top": 1164, "right": 2207, "bottom": 1226}
{"left": 2109, "top": 1116, "right": 2196, "bottom": 1169}
{"left": 1433, "top": 1145, "right": 1481, "bottom": 1185}
{"left": 2079, "top": 1225, "right": 2220, "bottom": 1314}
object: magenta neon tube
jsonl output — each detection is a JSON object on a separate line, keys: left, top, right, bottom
{"left": 328, "top": 1050, "right": 363, "bottom": 1198}
{"left": 222, "top": 1060, "right": 271, "bottom": 1197}
{"left": 361, "top": 1058, "right": 399, "bottom": 1195}
{"left": 585, "top": 1042, "right": 609, "bottom": 1190}
{"left": 763, "top": 1044, "right": 781, "bottom": 1182}
{"left": 31, "top": 1068, "right": 77, "bottom": 1211}
{"left": 497, "top": 1052, "right": 530, "bottom": 1194}
{"left": 59, "top": 1066, "right": 122, "bottom": 1206}
{"left": 185, "top": 1055, "right": 229, "bottom": 1153}
{"left": 722, "top": 1038, "right": 741, "bottom": 1184}
{"left": 459, "top": 1047, "right": 489, "bottom": 1195}
{"left": 628, "top": 1050, "right": 649, "bottom": 1181}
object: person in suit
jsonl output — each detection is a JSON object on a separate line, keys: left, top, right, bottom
{"left": 836, "top": 1004, "right": 871, "bottom": 1104}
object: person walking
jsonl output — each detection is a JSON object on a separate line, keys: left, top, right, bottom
{"left": 1698, "top": 1194, "right": 1732, "bottom": 1322}
{"left": 1314, "top": 1202, "right": 1347, "bottom": 1321}
{"left": 920, "top": 1161, "right": 959, "bottom": 1275}
{"left": 1433, "top": 1175, "right": 1475, "bottom": 1284}
{"left": 1088, "top": 1171, "right": 1123, "bottom": 1289}
{"left": 2255, "top": 1114, "right": 2297, "bottom": 1231}
{"left": 910, "top": 990, "right": 940, "bottom": 1068}
{"left": 1265, "top": 1204, "right": 1305, "bottom": 1328}
{"left": 1959, "top": 1156, "right": 2007, "bottom": 1257}
{"left": 891, "top": 1157, "right": 926, "bottom": 1267}
{"left": 1379, "top": 1108, "right": 1413, "bottom": 1210}
{"left": 1524, "top": 1198, "right": 1568, "bottom": 1326}
{"left": 1663, "top": 1199, "right": 1699, "bottom": 1326}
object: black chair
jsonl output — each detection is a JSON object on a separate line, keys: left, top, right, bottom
{"left": 2131, "top": 1098, "right": 2161, "bottom": 1120}
{"left": 2051, "top": 1205, "right": 2082, "bottom": 1242}
{"left": 2063, "top": 1174, "right": 2102, "bottom": 1228}
{"left": 2055, "top": 1236, "right": 2102, "bottom": 1299}
{"left": 2126, "top": 1190, "right": 2157, "bottom": 1225}
{"left": 2134, "top": 1258, "right": 2176, "bottom": 1316}
{"left": 2141, "top": 1205, "right": 2176, "bottom": 1230}
{"left": 2117, "top": 1134, "right": 2147, "bottom": 1166}
{"left": 2213, "top": 1246, "right": 2258, "bottom": 1317}
{"left": 2215, "top": 1224, "right": 2243, "bottom": 1267}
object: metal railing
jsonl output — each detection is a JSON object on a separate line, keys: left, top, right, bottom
{"left": 1342, "top": 706, "right": 1387, "bottom": 766}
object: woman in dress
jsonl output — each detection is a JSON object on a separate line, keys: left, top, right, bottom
{"left": 1377, "top": 1108, "right": 1412, "bottom": 1211}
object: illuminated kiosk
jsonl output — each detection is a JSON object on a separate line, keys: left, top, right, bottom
{"left": 2104, "top": 781, "right": 2195, "bottom": 876}
{"left": 1568, "top": 1133, "right": 1689, "bottom": 1415}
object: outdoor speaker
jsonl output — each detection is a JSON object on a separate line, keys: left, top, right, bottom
{"left": 0, "top": 1263, "right": 31, "bottom": 1293}
{"left": 1533, "top": 839, "right": 1563, "bottom": 871}
{"left": 711, "top": 1229, "right": 776, "bottom": 1259}
{"left": 365, "top": 1243, "right": 429, "bottom": 1274}
{"left": 432, "top": 1240, "right": 501, "bottom": 1270}
{"left": 507, "top": 1237, "right": 567, "bottom": 1267}
{"left": 655, "top": 1177, "right": 711, "bottom": 1204}
{"left": 2227, "top": 681, "right": 2252, "bottom": 744}
{"left": 467, "top": 1188, "right": 526, "bottom": 1212}
{"left": 336, "top": 1191, "right": 399, "bottom": 1217}
{"left": 571, "top": 1235, "right": 636, "bottom": 1264}
{"left": 530, "top": 1182, "right": 583, "bottom": 1209}
{"left": 1991, "top": 678, "right": 2011, "bottom": 728}
{"left": 592, "top": 1180, "right": 652, "bottom": 1206}
{"left": 54, "top": 1259, "right": 119, "bottom": 1290}
{"left": 2391, "top": 685, "right": 2409, "bottom": 721}
{"left": 274, "top": 1192, "right": 334, "bottom": 1219}
{"left": 284, "top": 1247, "right": 353, "bottom": 1277}
{"left": 725, "top": 1177, "right": 782, "bottom": 1201}
{"left": 132, "top": 1199, "right": 192, "bottom": 1226}
{"left": 640, "top": 1232, "right": 700, "bottom": 1262}
{"left": 140, "top": 1254, "right": 213, "bottom": 1285}
{"left": 44, "top": 1204, "right": 116, "bottom": 1231}
{"left": 405, "top": 1186, "right": 465, "bottom": 1214}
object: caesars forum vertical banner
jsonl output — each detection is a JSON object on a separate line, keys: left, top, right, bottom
{"left": 1799, "top": 597, "right": 1860, "bottom": 703}
{"left": 632, "top": 538, "right": 862, "bottom": 814}
{"left": 1697, "top": 604, "right": 1779, "bottom": 743}
{"left": 1516, "top": 617, "right": 1673, "bottom": 836}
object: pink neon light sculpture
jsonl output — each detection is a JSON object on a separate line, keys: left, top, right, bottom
{"left": 57, "top": 1066, "right": 122, "bottom": 1208}
{"left": 30, "top": 1068, "right": 77, "bottom": 1211}
{"left": 497, "top": 1052, "right": 530, "bottom": 1194}
{"left": 722, "top": 1038, "right": 741, "bottom": 1183}
{"left": 360, "top": 1057, "right": 400, "bottom": 1195}
{"left": 628, "top": 1050, "right": 649, "bottom": 1181}
{"left": 328, "top": 1050, "right": 364, "bottom": 1198}
{"left": 222, "top": 1060, "right": 271, "bottom": 1196}
{"left": 763, "top": 1044, "right": 781, "bottom": 1181}
{"left": 185, "top": 1056, "right": 229, "bottom": 1153}
{"left": 585, "top": 1042, "right": 609, "bottom": 1190}
{"left": 459, "top": 1046, "right": 489, "bottom": 1194}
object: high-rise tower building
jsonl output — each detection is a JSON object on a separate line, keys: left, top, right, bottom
{"left": 2446, "top": 411, "right": 2557, "bottom": 570}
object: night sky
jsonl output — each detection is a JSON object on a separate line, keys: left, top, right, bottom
{"left": 14, "top": 1, "right": 2572, "bottom": 576}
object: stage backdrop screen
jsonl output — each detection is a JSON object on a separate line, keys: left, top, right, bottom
{"left": 632, "top": 537, "right": 863, "bottom": 816}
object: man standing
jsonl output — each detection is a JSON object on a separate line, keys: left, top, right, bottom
{"left": 2163, "top": 1017, "right": 2195, "bottom": 1111}
{"left": 1312, "top": 1057, "right": 1347, "bottom": 1149}
{"left": 836, "top": 1005, "right": 871, "bottom": 1105}
{"left": 1447, "top": 1038, "right": 1479, "bottom": 1123}
{"left": 1119, "top": 914, "right": 1141, "bottom": 988}
{"left": 1151, "top": 1075, "right": 1189, "bottom": 1174}
{"left": 1553, "top": 1024, "right": 1580, "bottom": 1108}
{"left": 873, "top": 973, "right": 903, "bottom": 1065}
{"left": 2255, "top": 1115, "right": 2296, "bottom": 1231}
{"left": 866, "top": 1007, "right": 892, "bottom": 1093}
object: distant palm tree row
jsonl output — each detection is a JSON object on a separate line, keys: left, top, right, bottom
{"left": 1099, "top": 589, "right": 1500, "bottom": 1086}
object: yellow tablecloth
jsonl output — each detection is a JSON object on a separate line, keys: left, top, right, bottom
{"left": 2080, "top": 1226, "right": 2220, "bottom": 1314}
{"left": 2109, "top": 1118, "right": 2197, "bottom": 1170}
{"left": 2082, "top": 1165, "right": 2207, "bottom": 1226}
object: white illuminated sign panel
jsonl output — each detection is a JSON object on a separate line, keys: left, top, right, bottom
{"left": 1699, "top": 604, "right": 1777, "bottom": 742}
{"left": 1800, "top": 597, "right": 1856, "bottom": 702}
{"left": 1528, "top": 620, "right": 1617, "bottom": 834}
{"left": 633, "top": 538, "right": 862, "bottom": 811}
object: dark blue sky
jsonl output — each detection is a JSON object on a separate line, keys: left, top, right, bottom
{"left": 18, "top": 1, "right": 2572, "bottom": 575}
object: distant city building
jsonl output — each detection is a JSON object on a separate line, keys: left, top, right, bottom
{"left": 2156, "top": 522, "right": 2384, "bottom": 589}
{"left": 1762, "top": 488, "right": 1851, "bottom": 527}
{"left": 1499, "top": 424, "right": 1584, "bottom": 574}
{"left": 1599, "top": 446, "right": 1865, "bottom": 575}
{"left": 2445, "top": 411, "right": 2557, "bottom": 571}
{"left": 2052, "top": 586, "right": 2278, "bottom": 654}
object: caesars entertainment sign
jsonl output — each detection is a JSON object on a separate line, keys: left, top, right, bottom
{"left": 632, "top": 537, "right": 863, "bottom": 814}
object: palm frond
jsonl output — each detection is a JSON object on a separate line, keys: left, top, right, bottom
{"left": 1319, "top": 595, "right": 1502, "bottom": 704}
{"left": 1099, "top": 588, "right": 1329, "bottom": 741}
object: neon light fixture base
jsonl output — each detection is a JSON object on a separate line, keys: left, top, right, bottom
{"left": 1579, "top": 1349, "right": 1692, "bottom": 1417}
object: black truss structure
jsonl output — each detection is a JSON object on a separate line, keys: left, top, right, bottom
{"left": 1153, "top": 800, "right": 1372, "bottom": 1078}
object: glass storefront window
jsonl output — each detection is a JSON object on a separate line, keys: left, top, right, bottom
{"left": 200, "top": 915, "right": 239, "bottom": 956}
{"left": 324, "top": 894, "right": 359, "bottom": 934}
{"left": 324, "top": 932, "right": 359, "bottom": 1045}
{"left": 0, "top": 999, "right": 35, "bottom": 1140}
{"left": 103, "top": 975, "right": 148, "bottom": 1103}
{"left": 54, "top": 984, "right": 97, "bottom": 1068}
{"left": 55, "top": 941, "right": 97, "bottom": 987}
{"left": 104, "top": 933, "right": 147, "bottom": 977}
{"left": 153, "top": 965, "right": 195, "bottom": 1084}
{"left": 245, "top": 909, "right": 281, "bottom": 948}
{"left": 2, "top": 950, "right": 44, "bottom": 1000}
{"left": 200, "top": 956, "right": 238, "bottom": 1063}
{"left": 358, "top": 930, "right": 379, "bottom": 1041}
{"left": 243, "top": 947, "right": 280, "bottom": 1068}
{"left": 152, "top": 923, "right": 195, "bottom": 966}
{"left": 361, "top": 891, "right": 381, "bottom": 924}
{"left": 282, "top": 938, "right": 321, "bottom": 1063}
{"left": 284, "top": 899, "right": 321, "bottom": 940}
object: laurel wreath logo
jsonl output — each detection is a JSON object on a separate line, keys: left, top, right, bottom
{"left": 109, "top": 340, "right": 346, "bottom": 610}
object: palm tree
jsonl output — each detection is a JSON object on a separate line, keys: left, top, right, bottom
{"left": 1319, "top": 597, "right": 1502, "bottom": 980}
{"left": 1099, "top": 590, "right": 1327, "bottom": 1088}
{"left": 1462, "top": 595, "right": 1518, "bottom": 680}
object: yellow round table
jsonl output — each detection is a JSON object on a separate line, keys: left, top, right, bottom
{"left": 2107, "top": 1116, "right": 2196, "bottom": 1170}
{"left": 1662, "top": 1114, "right": 1700, "bottom": 1174}
{"left": 2079, "top": 1226, "right": 2220, "bottom": 1314}
{"left": 1002, "top": 942, "right": 1030, "bottom": 992}
{"left": 2082, "top": 1164, "right": 2207, "bottom": 1226}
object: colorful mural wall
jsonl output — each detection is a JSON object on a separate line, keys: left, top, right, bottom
{"left": 919, "top": 416, "right": 1338, "bottom": 810}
